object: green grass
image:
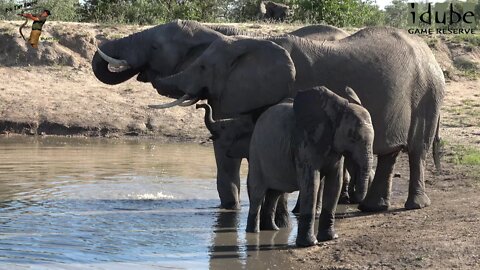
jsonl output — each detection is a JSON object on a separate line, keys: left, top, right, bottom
{"left": 449, "top": 145, "right": 480, "bottom": 166}
{"left": 443, "top": 99, "right": 480, "bottom": 127}
{"left": 452, "top": 55, "right": 479, "bottom": 79}
{"left": 444, "top": 143, "right": 480, "bottom": 182}
{"left": 448, "top": 34, "right": 480, "bottom": 47}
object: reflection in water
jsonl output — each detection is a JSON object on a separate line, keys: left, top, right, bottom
{"left": 0, "top": 137, "right": 362, "bottom": 269}
{"left": 0, "top": 137, "right": 301, "bottom": 269}
{"left": 209, "top": 210, "right": 297, "bottom": 270}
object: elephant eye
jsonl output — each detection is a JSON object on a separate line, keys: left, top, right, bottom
{"left": 200, "top": 65, "right": 206, "bottom": 71}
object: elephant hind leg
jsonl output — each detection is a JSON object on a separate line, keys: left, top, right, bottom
{"left": 260, "top": 189, "right": 283, "bottom": 231}
{"left": 405, "top": 151, "right": 430, "bottom": 209}
{"left": 405, "top": 102, "right": 441, "bottom": 210}
{"left": 359, "top": 152, "right": 399, "bottom": 212}
{"left": 246, "top": 174, "right": 266, "bottom": 233}
{"left": 274, "top": 193, "right": 290, "bottom": 228}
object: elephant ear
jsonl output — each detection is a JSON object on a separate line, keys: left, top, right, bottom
{"left": 294, "top": 86, "right": 349, "bottom": 135}
{"left": 344, "top": 86, "right": 362, "bottom": 105}
{"left": 217, "top": 39, "right": 296, "bottom": 115}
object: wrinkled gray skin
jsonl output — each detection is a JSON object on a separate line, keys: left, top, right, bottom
{"left": 245, "top": 87, "right": 374, "bottom": 247}
{"left": 259, "top": 1, "right": 290, "bottom": 22}
{"left": 92, "top": 20, "right": 349, "bottom": 211}
{"left": 196, "top": 101, "right": 361, "bottom": 214}
{"left": 154, "top": 27, "right": 445, "bottom": 212}
{"left": 289, "top": 25, "right": 349, "bottom": 41}
{"left": 195, "top": 103, "right": 293, "bottom": 229}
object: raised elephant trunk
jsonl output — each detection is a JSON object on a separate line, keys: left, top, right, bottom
{"left": 196, "top": 103, "right": 217, "bottom": 136}
{"left": 195, "top": 103, "right": 241, "bottom": 140}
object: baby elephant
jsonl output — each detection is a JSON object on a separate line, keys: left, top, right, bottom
{"left": 247, "top": 86, "right": 374, "bottom": 247}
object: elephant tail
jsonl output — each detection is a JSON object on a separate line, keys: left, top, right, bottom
{"left": 432, "top": 114, "right": 442, "bottom": 172}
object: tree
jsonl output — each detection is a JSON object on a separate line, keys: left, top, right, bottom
{"left": 384, "top": 0, "right": 408, "bottom": 28}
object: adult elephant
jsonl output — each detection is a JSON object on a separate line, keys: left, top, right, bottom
{"left": 259, "top": 1, "right": 290, "bottom": 22}
{"left": 151, "top": 27, "right": 445, "bottom": 212}
{"left": 92, "top": 20, "right": 350, "bottom": 210}
{"left": 289, "top": 25, "right": 349, "bottom": 41}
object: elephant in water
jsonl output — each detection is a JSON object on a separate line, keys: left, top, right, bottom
{"left": 195, "top": 102, "right": 365, "bottom": 217}
{"left": 196, "top": 85, "right": 374, "bottom": 247}
{"left": 152, "top": 27, "right": 445, "bottom": 212}
{"left": 92, "top": 20, "right": 350, "bottom": 211}
{"left": 246, "top": 86, "right": 374, "bottom": 247}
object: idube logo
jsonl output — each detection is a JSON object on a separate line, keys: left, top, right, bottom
{"left": 408, "top": 2, "right": 477, "bottom": 34}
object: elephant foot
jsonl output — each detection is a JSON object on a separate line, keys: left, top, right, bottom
{"left": 296, "top": 214, "right": 317, "bottom": 247}
{"left": 246, "top": 213, "right": 260, "bottom": 233}
{"left": 358, "top": 196, "right": 389, "bottom": 212}
{"left": 220, "top": 201, "right": 241, "bottom": 210}
{"left": 338, "top": 193, "right": 350, "bottom": 204}
{"left": 275, "top": 212, "right": 291, "bottom": 228}
{"left": 317, "top": 211, "right": 338, "bottom": 242}
{"left": 317, "top": 228, "right": 338, "bottom": 242}
{"left": 260, "top": 219, "right": 279, "bottom": 231}
{"left": 405, "top": 193, "right": 431, "bottom": 210}
{"left": 296, "top": 235, "right": 318, "bottom": 247}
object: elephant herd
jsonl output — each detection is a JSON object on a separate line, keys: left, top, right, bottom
{"left": 92, "top": 20, "right": 445, "bottom": 247}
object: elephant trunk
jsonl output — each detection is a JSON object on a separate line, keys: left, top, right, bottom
{"left": 92, "top": 41, "right": 139, "bottom": 85}
{"left": 352, "top": 151, "right": 373, "bottom": 203}
{"left": 196, "top": 103, "right": 217, "bottom": 136}
{"left": 152, "top": 74, "right": 191, "bottom": 99}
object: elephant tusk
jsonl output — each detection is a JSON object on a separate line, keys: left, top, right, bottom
{"left": 179, "top": 97, "right": 200, "bottom": 107}
{"left": 148, "top": 94, "right": 191, "bottom": 109}
{"left": 107, "top": 64, "right": 131, "bottom": 73}
{"left": 97, "top": 47, "right": 131, "bottom": 72}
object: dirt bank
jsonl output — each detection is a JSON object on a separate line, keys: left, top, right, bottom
{"left": 0, "top": 20, "right": 479, "bottom": 269}
{"left": 1, "top": 20, "right": 478, "bottom": 140}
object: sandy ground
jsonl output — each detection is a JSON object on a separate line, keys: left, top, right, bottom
{"left": 0, "top": 65, "right": 209, "bottom": 141}
{"left": 1, "top": 20, "right": 479, "bottom": 269}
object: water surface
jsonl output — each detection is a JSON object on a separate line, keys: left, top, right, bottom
{"left": 0, "top": 137, "right": 317, "bottom": 269}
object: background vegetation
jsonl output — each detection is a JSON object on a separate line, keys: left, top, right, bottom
{"left": 0, "top": 0, "right": 479, "bottom": 27}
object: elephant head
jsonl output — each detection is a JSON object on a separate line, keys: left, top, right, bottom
{"left": 196, "top": 103, "right": 254, "bottom": 159}
{"left": 92, "top": 20, "right": 224, "bottom": 98}
{"left": 294, "top": 86, "right": 374, "bottom": 202}
{"left": 151, "top": 37, "right": 296, "bottom": 115}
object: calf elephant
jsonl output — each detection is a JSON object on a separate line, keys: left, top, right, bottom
{"left": 152, "top": 27, "right": 445, "bottom": 212}
{"left": 248, "top": 86, "right": 374, "bottom": 247}
{"left": 92, "top": 20, "right": 350, "bottom": 211}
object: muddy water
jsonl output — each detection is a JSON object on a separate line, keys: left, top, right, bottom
{"left": 0, "top": 137, "right": 319, "bottom": 269}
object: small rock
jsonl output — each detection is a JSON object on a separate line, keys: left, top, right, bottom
{"left": 394, "top": 173, "right": 401, "bottom": 178}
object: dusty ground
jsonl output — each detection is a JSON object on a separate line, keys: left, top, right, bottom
{"left": 0, "top": 20, "right": 479, "bottom": 269}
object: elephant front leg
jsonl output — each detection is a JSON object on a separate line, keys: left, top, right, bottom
{"left": 405, "top": 150, "right": 430, "bottom": 209}
{"left": 291, "top": 171, "right": 322, "bottom": 216}
{"left": 359, "top": 152, "right": 399, "bottom": 212}
{"left": 213, "top": 140, "right": 242, "bottom": 210}
{"left": 338, "top": 166, "right": 351, "bottom": 204}
{"left": 317, "top": 160, "right": 342, "bottom": 242}
{"left": 296, "top": 164, "right": 319, "bottom": 247}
